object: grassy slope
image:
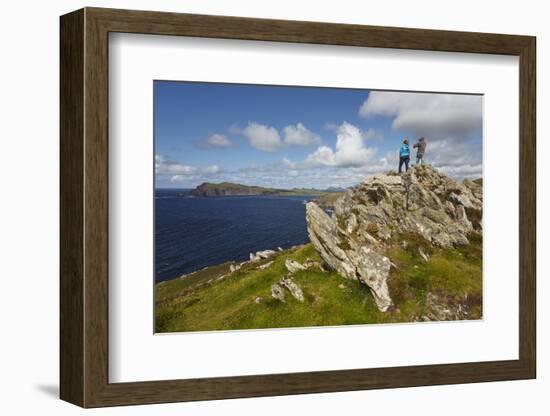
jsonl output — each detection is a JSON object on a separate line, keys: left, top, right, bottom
{"left": 155, "top": 234, "right": 482, "bottom": 333}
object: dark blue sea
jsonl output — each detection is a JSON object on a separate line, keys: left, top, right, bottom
{"left": 155, "top": 189, "right": 316, "bottom": 282}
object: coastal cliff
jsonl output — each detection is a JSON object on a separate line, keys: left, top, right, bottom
{"left": 190, "top": 182, "right": 342, "bottom": 198}
{"left": 156, "top": 165, "right": 483, "bottom": 332}
{"left": 191, "top": 182, "right": 278, "bottom": 196}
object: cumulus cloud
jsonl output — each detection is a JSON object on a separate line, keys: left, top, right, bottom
{"left": 242, "top": 122, "right": 283, "bottom": 152}
{"left": 155, "top": 154, "right": 196, "bottom": 175}
{"left": 359, "top": 91, "right": 482, "bottom": 140}
{"left": 283, "top": 123, "right": 321, "bottom": 146}
{"left": 305, "top": 122, "right": 376, "bottom": 168}
{"left": 237, "top": 122, "right": 321, "bottom": 151}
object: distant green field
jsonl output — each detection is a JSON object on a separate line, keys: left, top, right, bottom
{"left": 155, "top": 234, "right": 482, "bottom": 333}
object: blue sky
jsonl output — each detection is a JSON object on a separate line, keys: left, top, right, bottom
{"left": 155, "top": 81, "right": 482, "bottom": 189}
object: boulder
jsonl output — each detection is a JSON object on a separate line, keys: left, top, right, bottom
{"left": 271, "top": 276, "right": 305, "bottom": 302}
{"left": 271, "top": 284, "right": 286, "bottom": 302}
{"left": 257, "top": 260, "right": 274, "bottom": 270}
{"left": 306, "top": 164, "right": 482, "bottom": 312}
{"left": 285, "top": 259, "right": 306, "bottom": 273}
{"left": 279, "top": 276, "right": 304, "bottom": 302}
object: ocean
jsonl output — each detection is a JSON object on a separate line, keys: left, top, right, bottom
{"left": 155, "top": 189, "right": 317, "bottom": 282}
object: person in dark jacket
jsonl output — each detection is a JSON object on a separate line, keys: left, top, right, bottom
{"left": 398, "top": 139, "right": 410, "bottom": 173}
{"left": 413, "top": 137, "right": 427, "bottom": 165}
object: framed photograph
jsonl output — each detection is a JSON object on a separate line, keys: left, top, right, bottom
{"left": 60, "top": 7, "right": 536, "bottom": 407}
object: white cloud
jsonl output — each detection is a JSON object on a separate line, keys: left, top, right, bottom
{"left": 288, "top": 170, "right": 299, "bottom": 177}
{"left": 237, "top": 122, "right": 321, "bottom": 151}
{"left": 359, "top": 91, "right": 482, "bottom": 140}
{"left": 207, "top": 134, "right": 232, "bottom": 147}
{"left": 305, "top": 122, "right": 376, "bottom": 168}
{"left": 195, "top": 133, "right": 233, "bottom": 149}
{"left": 283, "top": 123, "right": 321, "bottom": 146}
{"left": 155, "top": 154, "right": 196, "bottom": 175}
{"left": 242, "top": 122, "right": 282, "bottom": 152}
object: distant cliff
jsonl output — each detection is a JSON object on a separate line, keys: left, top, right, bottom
{"left": 190, "top": 182, "right": 338, "bottom": 197}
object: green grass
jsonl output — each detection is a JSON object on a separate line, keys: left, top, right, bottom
{"left": 155, "top": 235, "right": 482, "bottom": 333}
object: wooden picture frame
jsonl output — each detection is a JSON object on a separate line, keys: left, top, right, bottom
{"left": 60, "top": 7, "right": 536, "bottom": 408}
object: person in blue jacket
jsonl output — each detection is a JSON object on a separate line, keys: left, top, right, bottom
{"left": 398, "top": 139, "right": 410, "bottom": 173}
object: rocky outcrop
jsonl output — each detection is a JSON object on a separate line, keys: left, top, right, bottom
{"left": 271, "top": 276, "right": 304, "bottom": 302}
{"left": 271, "top": 283, "right": 287, "bottom": 302}
{"left": 257, "top": 260, "right": 274, "bottom": 270}
{"left": 279, "top": 276, "right": 305, "bottom": 302}
{"left": 285, "top": 259, "right": 306, "bottom": 273}
{"left": 306, "top": 164, "right": 482, "bottom": 312}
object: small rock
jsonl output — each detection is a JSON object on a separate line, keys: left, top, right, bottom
{"left": 285, "top": 259, "right": 306, "bottom": 273}
{"left": 279, "top": 276, "right": 304, "bottom": 302}
{"left": 257, "top": 260, "right": 274, "bottom": 270}
{"left": 254, "top": 296, "right": 262, "bottom": 304}
{"left": 270, "top": 275, "right": 306, "bottom": 302}
{"left": 271, "top": 284, "right": 286, "bottom": 302}
{"left": 230, "top": 263, "right": 242, "bottom": 273}
{"left": 338, "top": 284, "right": 346, "bottom": 289}
{"left": 250, "top": 249, "right": 277, "bottom": 262}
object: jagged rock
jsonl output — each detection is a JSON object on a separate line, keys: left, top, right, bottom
{"left": 271, "top": 284, "right": 286, "bottom": 302}
{"left": 257, "top": 260, "right": 274, "bottom": 270}
{"left": 306, "top": 164, "right": 482, "bottom": 312}
{"left": 285, "top": 259, "right": 306, "bottom": 273}
{"left": 230, "top": 263, "right": 242, "bottom": 273}
{"left": 306, "top": 202, "right": 392, "bottom": 311}
{"left": 271, "top": 276, "right": 304, "bottom": 302}
{"left": 279, "top": 276, "right": 304, "bottom": 302}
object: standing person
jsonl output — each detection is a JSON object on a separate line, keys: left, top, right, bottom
{"left": 413, "top": 137, "right": 427, "bottom": 165}
{"left": 398, "top": 139, "right": 410, "bottom": 173}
